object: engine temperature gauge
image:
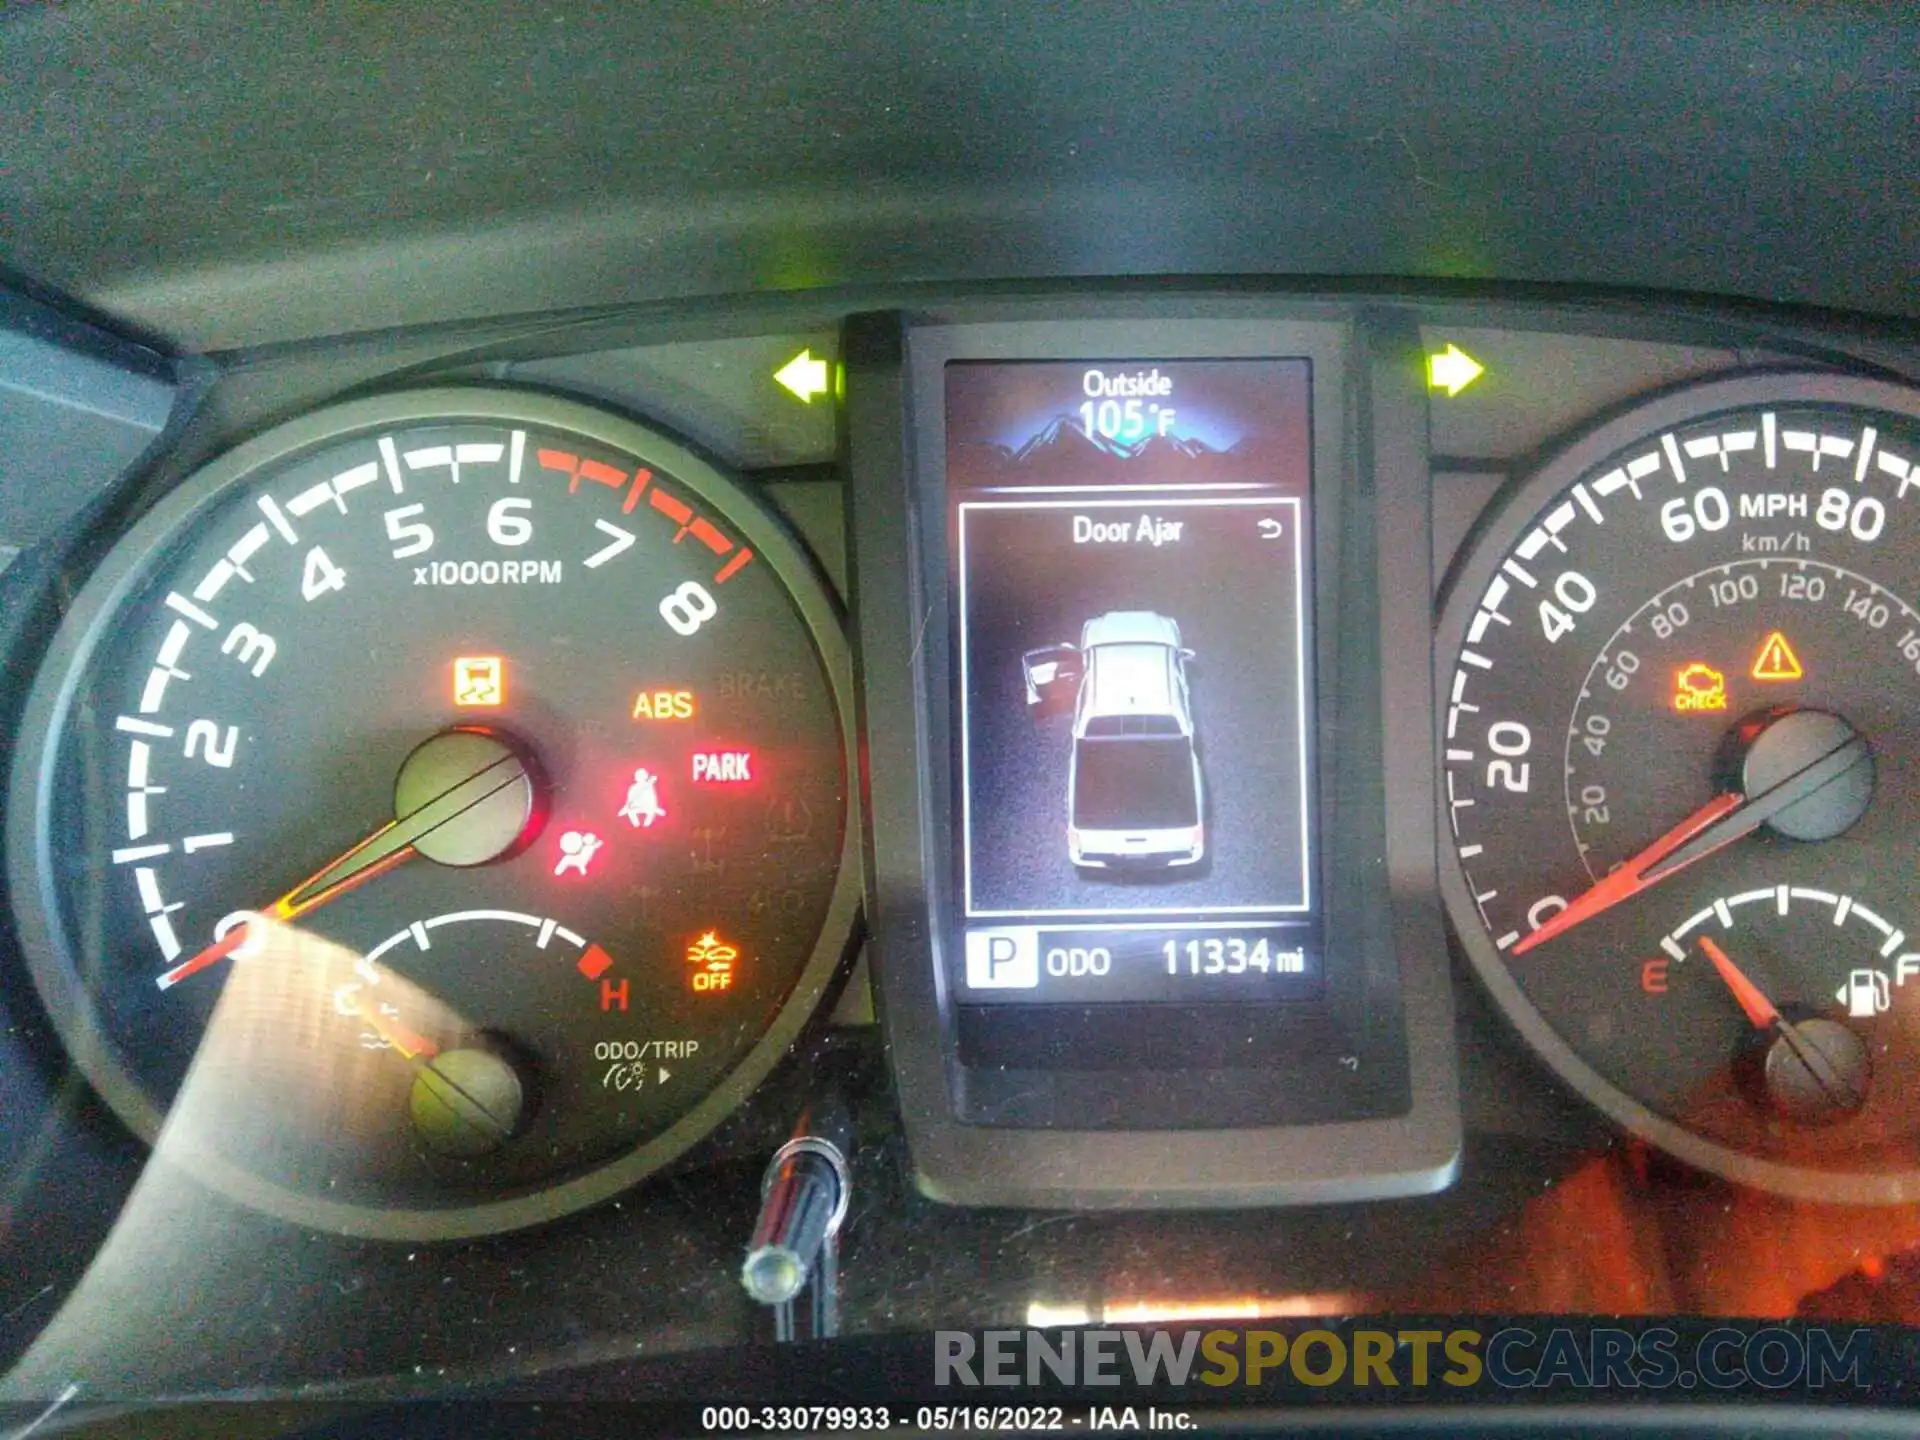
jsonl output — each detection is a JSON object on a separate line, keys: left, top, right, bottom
{"left": 6, "top": 390, "right": 859, "bottom": 1239}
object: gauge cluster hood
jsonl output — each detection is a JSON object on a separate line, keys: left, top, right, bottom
{"left": 1, "top": 4, "right": 1916, "bottom": 350}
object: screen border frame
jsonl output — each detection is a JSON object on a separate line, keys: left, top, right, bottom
{"left": 847, "top": 304, "right": 1460, "bottom": 1206}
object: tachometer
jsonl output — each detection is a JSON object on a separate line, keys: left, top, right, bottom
{"left": 6, "top": 389, "right": 859, "bottom": 1238}
{"left": 1438, "top": 372, "right": 1920, "bottom": 1203}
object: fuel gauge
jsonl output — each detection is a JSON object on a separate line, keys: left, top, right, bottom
{"left": 1439, "top": 373, "right": 1920, "bottom": 1202}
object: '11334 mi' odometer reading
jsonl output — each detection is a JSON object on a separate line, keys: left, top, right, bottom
{"left": 5, "top": 389, "right": 860, "bottom": 1239}
{"left": 1438, "top": 373, "right": 1920, "bottom": 1204}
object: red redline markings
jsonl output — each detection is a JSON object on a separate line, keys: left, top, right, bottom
{"left": 536, "top": 448, "right": 633, "bottom": 495}
{"left": 578, "top": 459, "right": 626, "bottom": 492}
{"left": 538, "top": 450, "right": 748, "bottom": 580}
{"left": 688, "top": 517, "right": 732, "bottom": 555}
{"left": 649, "top": 489, "right": 694, "bottom": 526}
{"left": 577, "top": 944, "right": 614, "bottom": 981}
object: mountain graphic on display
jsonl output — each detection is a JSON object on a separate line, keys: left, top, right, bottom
{"left": 1131, "top": 432, "right": 1220, "bottom": 464}
{"left": 1012, "top": 415, "right": 1141, "bottom": 464}
{"left": 947, "top": 412, "right": 1293, "bottom": 485}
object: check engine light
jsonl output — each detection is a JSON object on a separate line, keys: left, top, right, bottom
{"left": 1672, "top": 663, "right": 1728, "bottom": 712}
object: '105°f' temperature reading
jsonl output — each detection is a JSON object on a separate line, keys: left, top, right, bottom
{"left": 1077, "top": 367, "right": 1178, "bottom": 443}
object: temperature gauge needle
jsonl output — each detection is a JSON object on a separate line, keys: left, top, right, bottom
{"left": 339, "top": 990, "right": 440, "bottom": 1061}
{"left": 155, "top": 734, "right": 535, "bottom": 991}
{"left": 1512, "top": 724, "right": 1869, "bottom": 956}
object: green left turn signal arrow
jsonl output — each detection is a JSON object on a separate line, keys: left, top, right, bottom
{"left": 774, "top": 349, "right": 832, "bottom": 404}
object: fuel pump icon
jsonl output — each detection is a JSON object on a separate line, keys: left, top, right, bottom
{"left": 1837, "top": 968, "right": 1891, "bottom": 1018}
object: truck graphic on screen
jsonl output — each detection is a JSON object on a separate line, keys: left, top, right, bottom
{"left": 1021, "top": 611, "right": 1205, "bottom": 870}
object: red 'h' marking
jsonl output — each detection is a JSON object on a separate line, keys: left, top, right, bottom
{"left": 537, "top": 448, "right": 579, "bottom": 480}
{"left": 577, "top": 944, "right": 614, "bottom": 981}
{"left": 621, "top": 468, "right": 654, "bottom": 513}
{"left": 714, "top": 548, "right": 754, "bottom": 584}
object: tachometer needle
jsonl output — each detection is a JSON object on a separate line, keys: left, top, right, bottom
{"left": 154, "top": 739, "right": 533, "bottom": 991}
{"left": 1512, "top": 725, "right": 1869, "bottom": 956}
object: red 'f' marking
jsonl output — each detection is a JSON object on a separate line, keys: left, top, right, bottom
{"left": 714, "top": 548, "right": 754, "bottom": 584}
{"left": 620, "top": 468, "right": 654, "bottom": 514}
{"left": 577, "top": 944, "right": 614, "bottom": 981}
{"left": 649, "top": 489, "right": 694, "bottom": 526}
{"left": 688, "top": 518, "right": 732, "bottom": 555}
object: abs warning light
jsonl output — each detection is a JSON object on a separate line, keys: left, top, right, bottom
{"left": 453, "top": 655, "right": 505, "bottom": 707}
{"left": 692, "top": 750, "right": 753, "bottom": 784}
{"left": 1752, "top": 630, "right": 1805, "bottom": 681}
{"left": 1673, "top": 662, "right": 1729, "bottom": 713}
{"left": 631, "top": 689, "right": 695, "bottom": 720}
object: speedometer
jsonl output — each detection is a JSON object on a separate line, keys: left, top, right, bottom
{"left": 1438, "top": 372, "right": 1920, "bottom": 1203}
{"left": 6, "top": 389, "right": 859, "bottom": 1239}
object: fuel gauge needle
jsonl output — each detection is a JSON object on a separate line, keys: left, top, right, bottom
{"left": 1697, "top": 935, "right": 1780, "bottom": 1029}
{"left": 1697, "top": 936, "right": 1864, "bottom": 1113}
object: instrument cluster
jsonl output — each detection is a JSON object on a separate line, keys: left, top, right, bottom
{"left": 2, "top": 288, "right": 1917, "bottom": 1392}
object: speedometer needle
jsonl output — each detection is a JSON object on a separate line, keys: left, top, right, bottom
{"left": 1511, "top": 723, "right": 1869, "bottom": 956}
{"left": 154, "top": 733, "right": 536, "bottom": 991}
{"left": 1511, "top": 792, "right": 1742, "bottom": 955}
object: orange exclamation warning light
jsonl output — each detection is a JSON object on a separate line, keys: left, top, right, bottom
{"left": 1752, "top": 631, "right": 1805, "bottom": 682}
